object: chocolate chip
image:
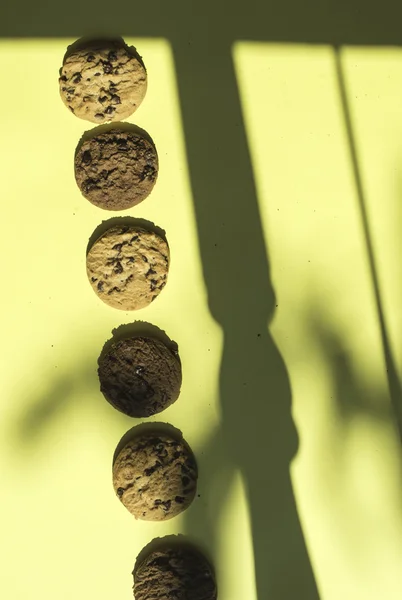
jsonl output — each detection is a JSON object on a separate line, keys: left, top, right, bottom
{"left": 144, "top": 463, "right": 161, "bottom": 476}
{"left": 82, "top": 150, "right": 91, "bottom": 164}
{"left": 107, "top": 286, "right": 120, "bottom": 295}
{"left": 105, "top": 105, "right": 115, "bottom": 115}
{"left": 142, "top": 165, "right": 156, "bottom": 181}
{"left": 95, "top": 72, "right": 101, "bottom": 76}
{"left": 108, "top": 51, "right": 117, "bottom": 61}
{"left": 113, "top": 261, "right": 123, "bottom": 274}
{"left": 175, "top": 496, "right": 185, "bottom": 504}
{"left": 142, "top": 255, "right": 148, "bottom": 262}
{"left": 87, "top": 54, "right": 95, "bottom": 62}
{"left": 84, "top": 178, "right": 97, "bottom": 192}
{"left": 68, "top": 105, "right": 74, "bottom": 113}
{"left": 146, "top": 267, "right": 156, "bottom": 276}
{"left": 72, "top": 72, "right": 81, "bottom": 84}
{"left": 111, "top": 94, "right": 121, "bottom": 104}
{"left": 116, "top": 487, "right": 124, "bottom": 497}
{"left": 99, "top": 95, "right": 107, "bottom": 104}
{"left": 95, "top": 113, "right": 104, "bottom": 119}
{"left": 97, "top": 281, "right": 104, "bottom": 292}
{"left": 60, "top": 75, "right": 67, "bottom": 82}
{"left": 112, "top": 243, "right": 123, "bottom": 251}
{"left": 103, "top": 61, "right": 113, "bottom": 74}
{"left": 161, "top": 500, "right": 171, "bottom": 512}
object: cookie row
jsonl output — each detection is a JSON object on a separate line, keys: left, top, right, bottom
{"left": 60, "top": 37, "right": 217, "bottom": 600}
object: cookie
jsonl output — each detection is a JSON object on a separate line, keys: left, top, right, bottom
{"left": 59, "top": 39, "right": 147, "bottom": 123}
{"left": 86, "top": 225, "right": 169, "bottom": 311}
{"left": 134, "top": 543, "right": 217, "bottom": 600}
{"left": 113, "top": 430, "right": 198, "bottom": 521}
{"left": 98, "top": 336, "right": 182, "bottom": 417}
{"left": 75, "top": 127, "right": 158, "bottom": 211}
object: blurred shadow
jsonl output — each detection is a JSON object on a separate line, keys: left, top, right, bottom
{"left": 334, "top": 48, "right": 402, "bottom": 439}
{"left": 17, "top": 377, "right": 76, "bottom": 441}
{"left": 12, "top": 320, "right": 179, "bottom": 449}
{"left": 309, "top": 312, "right": 392, "bottom": 424}
{"left": 11, "top": 359, "right": 105, "bottom": 448}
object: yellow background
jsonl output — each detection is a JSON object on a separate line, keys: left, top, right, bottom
{"left": 0, "top": 40, "right": 401, "bottom": 599}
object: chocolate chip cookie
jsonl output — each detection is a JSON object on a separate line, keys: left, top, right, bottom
{"left": 134, "top": 542, "right": 217, "bottom": 600}
{"left": 75, "top": 127, "right": 158, "bottom": 210}
{"left": 86, "top": 224, "right": 169, "bottom": 311}
{"left": 59, "top": 38, "right": 147, "bottom": 123}
{"left": 113, "top": 430, "right": 198, "bottom": 521}
{"left": 98, "top": 335, "right": 182, "bottom": 417}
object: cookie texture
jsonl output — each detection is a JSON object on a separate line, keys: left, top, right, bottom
{"left": 59, "top": 39, "right": 147, "bottom": 123}
{"left": 86, "top": 225, "right": 169, "bottom": 311}
{"left": 75, "top": 128, "right": 158, "bottom": 211}
{"left": 113, "top": 432, "right": 198, "bottom": 521}
{"left": 98, "top": 336, "right": 182, "bottom": 417}
{"left": 134, "top": 545, "right": 217, "bottom": 600}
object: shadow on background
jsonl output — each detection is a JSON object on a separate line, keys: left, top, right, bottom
{"left": 308, "top": 312, "right": 393, "bottom": 425}
{"left": 334, "top": 48, "right": 402, "bottom": 439}
{"left": 4, "top": 1, "right": 402, "bottom": 598}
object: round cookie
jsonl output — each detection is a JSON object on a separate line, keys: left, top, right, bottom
{"left": 113, "top": 431, "right": 198, "bottom": 521}
{"left": 75, "top": 127, "right": 158, "bottom": 210}
{"left": 134, "top": 543, "right": 217, "bottom": 600}
{"left": 98, "top": 336, "right": 182, "bottom": 417}
{"left": 59, "top": 39, "right": 147, "bottom": 123}
{"left": 86, "top": 225, "right": 169, "bottom": 311}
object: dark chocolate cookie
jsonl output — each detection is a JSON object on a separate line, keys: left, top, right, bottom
{"left": 59, "top": 38, "right": 147, "bottom": 123}
{"left": 134, "top": 542, "right": 217, "bottom": 600}
{"left": 75, "top": 127, "right": 158, "bottom": 211}
{"left": 113, "top": 430, "right": 198, "bottom": 521}
{"left": 98, "top": 336, "right": 182, "bottom": 417}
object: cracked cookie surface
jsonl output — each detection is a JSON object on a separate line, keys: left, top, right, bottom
{"left": 113, "top": 432, "right": 198, "bottom": 521}
{"left": 75, "top": 128, "right": 158, "bottom": 210}
{"left": 59, "top": 40, "right": 147, "bottom": 123}
{"left": 86, "top": 225, "right": 169, "bottom": 310}
{"left": 98, "top": 336, "right": 182, "bottom": 417}
{"left": 134, "top": 545, "right": 217, "bottom": 600}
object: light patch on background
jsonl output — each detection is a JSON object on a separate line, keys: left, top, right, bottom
{"left": 234, "top": 42, "right": 402, "bottom": 600}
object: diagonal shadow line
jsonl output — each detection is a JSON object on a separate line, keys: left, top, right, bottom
{"left": 334, "top": 46, "right": 402, "bottom": 441}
